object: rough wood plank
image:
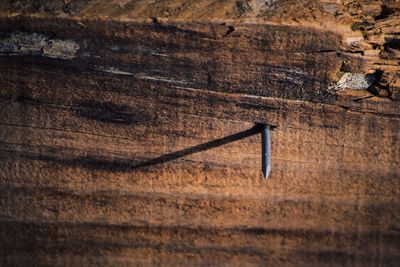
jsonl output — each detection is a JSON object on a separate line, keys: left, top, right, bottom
{"left": 0, "top": 1, "right": 399, "bottom": 266}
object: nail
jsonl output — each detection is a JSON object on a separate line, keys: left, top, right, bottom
{"left": 262, "top": 124, "right": 271, "bottom": 178}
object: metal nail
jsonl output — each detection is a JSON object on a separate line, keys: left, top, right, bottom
{"left": 261, "top": 124, "right": 271, "bottom": 178}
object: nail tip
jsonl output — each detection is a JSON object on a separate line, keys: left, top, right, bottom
{"left": 262, "top": 168, "right": 271, "bottom": 179}
{"left": 263, "top": 172, "right": 269, "bottom": 179}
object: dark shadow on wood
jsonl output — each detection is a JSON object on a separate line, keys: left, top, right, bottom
{"left": 131, "top": 123, "right": 263, "bottom": 170}
{"left": 22, "top": 124, "right": 263, "bottom": 172}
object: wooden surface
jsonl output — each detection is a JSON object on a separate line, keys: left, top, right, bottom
{"left": 0, "top": 1, "right": 399, "bottom": 266}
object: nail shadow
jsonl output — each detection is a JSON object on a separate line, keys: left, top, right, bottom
{"left": 25, "top": 124, "right": 263, "bottom": 172}
{"left": 132, "top": 123, "right": 263, "bottom": 170}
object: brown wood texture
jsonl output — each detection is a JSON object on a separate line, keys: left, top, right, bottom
{"left": 0, "top": 1, "right": 399, "bottom": 266}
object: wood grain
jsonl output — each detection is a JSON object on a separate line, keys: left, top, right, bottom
{"left": 0, "top": 1, "right": 399, "bottom": 266}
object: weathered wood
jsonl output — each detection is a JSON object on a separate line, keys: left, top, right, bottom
{"left": 0, "top": 1, "right": 399, "bottom": 266}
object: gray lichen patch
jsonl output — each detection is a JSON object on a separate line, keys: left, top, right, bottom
{"left": 332, "top": 72, "right": 375, "bottom": 91}
{"left": 0, "top": 32, "right": 79, "bottom": 60}
{"left": 43, "top": 39, "right": 80, "bottom": 59}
